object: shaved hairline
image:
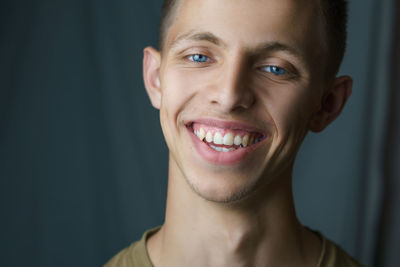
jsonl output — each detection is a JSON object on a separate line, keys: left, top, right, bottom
{"left": 159, "top": 0, "right": 182, "bottom": 51}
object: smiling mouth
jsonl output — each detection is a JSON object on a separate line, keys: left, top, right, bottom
{"left": 187, "top": 122, "right": 266, "bottom": 152}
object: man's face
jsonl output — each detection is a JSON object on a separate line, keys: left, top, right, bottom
{"left": 149, "top": 0, "right": 329, "bottom": 203}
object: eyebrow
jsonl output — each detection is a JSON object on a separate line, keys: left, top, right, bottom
{"left": 251, "top": 42, "right": 304, "bottom": 62}
{"left": 170, "top": 30, "right": 304, "bottom": 61}
{"left": 170, "top": 31, "right": 227, "bottom": 49}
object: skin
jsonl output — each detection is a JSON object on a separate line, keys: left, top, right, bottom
{"left": 142, "top": 0, "right": 353, "bottom": 266}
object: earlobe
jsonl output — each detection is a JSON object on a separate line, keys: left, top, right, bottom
{"left": 143, "top": 46, "right": 162, "bottom": 109}
{"left": 309, "top": 75, "right": 353, "bottom": 132}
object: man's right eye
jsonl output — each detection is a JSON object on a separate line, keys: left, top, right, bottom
{"left": 187, "top": 54, "right": 210, "bottom": 63}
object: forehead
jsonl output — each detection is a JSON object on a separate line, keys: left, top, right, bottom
{"left": 164, "top": 0, "right": 324, "bottom": 64}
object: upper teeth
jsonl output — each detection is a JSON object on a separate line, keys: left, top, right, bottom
{"left": 223, "top": 133, "right": 234, "bottom": 146}
{"left": 242, "top": 135, "right": 249, "bottom": 147}
{"left": 234, "top": 135, "right": 242, "bottom": 146}
{"left": 205, "top": 131, "right": 213, "bottom": 143}
{"left": 194, "top": 128, "right": 259, "bottom": 147}
{"left": 214, "top": 132, "right": 223, "bottom": 145}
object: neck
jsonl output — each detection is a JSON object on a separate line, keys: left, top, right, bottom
{"left": 147, "top": 160, "right": 320, "bottom": 267}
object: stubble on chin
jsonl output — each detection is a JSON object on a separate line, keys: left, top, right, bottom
{"left": 183, "top": 172, "right": 263, "bottom": 204}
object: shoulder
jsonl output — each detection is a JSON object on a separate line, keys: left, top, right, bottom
{"left": 317, "top": 233, "right": 365, "bottom": 267}
{"left": 104, "top": 241, "right": 141, "bottom": 267}
{"left": 104, "top": 227, "right": 160, "bottom": 267}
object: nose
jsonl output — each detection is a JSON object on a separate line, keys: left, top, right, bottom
{"left": 207, "top": 55, "right": 255, "bottom": 112}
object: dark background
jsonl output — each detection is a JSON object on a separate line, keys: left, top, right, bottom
{"left": 1, "top": 0, "right": 399, "bottom": 266}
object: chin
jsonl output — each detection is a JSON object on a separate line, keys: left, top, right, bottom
{"left": 185, "top": 173, "right": 260, "bottom": 204}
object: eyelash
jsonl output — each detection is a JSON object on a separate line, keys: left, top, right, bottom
{"left": 186, "top": 53, "right": 292, "bottom": 77}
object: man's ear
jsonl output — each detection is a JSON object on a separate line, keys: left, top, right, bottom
{"left": 309, "top": 75, "right": 353, "bottom": 132}
{"left": 143, "top": 46, "right": 161, "bottom": 109}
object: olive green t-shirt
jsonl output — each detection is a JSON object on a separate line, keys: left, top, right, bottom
{"left": 104, "top": 227, "right": 364, "bottom": 267}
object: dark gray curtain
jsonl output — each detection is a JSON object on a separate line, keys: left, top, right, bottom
{"left": 0, "top": 0, "right": 398, "bottom": 266}
{"left": 376, "top": 1, "right": 400, "bottom": 266}
{"left": 1, "top": 1, "right": 168, "bottom": 266}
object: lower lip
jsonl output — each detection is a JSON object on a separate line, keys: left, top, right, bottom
{"left": 187, "top": 127, "right": 265, "bottom": 165}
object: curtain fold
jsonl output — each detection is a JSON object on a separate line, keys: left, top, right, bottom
{"left": 377, "top": 2, "right": 400, "bottom": 266}
{"left": 354, "top": 0, "right": 397, "bottom": 265}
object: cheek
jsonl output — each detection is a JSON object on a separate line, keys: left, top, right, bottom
{"left": 257, "top": 82, "right": 315, "bottom": 141}
{"left": 159, "top": 68, "right": 205, "bottom": 139}
{"left": 161, "top": 70, "right": 191, "bottom": 117}
{"left": 162, "top": 68, "right": 202, "bottom": 105}
{"left": 161, "top": 67, "right": 217, "bottom": 119}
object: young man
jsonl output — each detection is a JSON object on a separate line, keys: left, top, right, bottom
{"left": 106, "top": 0, "right": 363, "bottom": 266}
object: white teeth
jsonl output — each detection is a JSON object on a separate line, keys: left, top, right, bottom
{"left": 223, "top": 133, "right": 234, "bottom": 146}
{"left": 210, "top": 145, "right": 236, "bottom": 152}
{"left": 233, "top": 135, "right": 242, "bottom": 146}
{"left": 213, "top": 132, "right": 223, "bottom": 145}
{"left": 222, "top": 147, "right": 235, "bottom": 152}
{"left": 196, "top": 127, "right": 259, "bottom": 148}
{"left": 242, "top": 135, "right": 249, "bottom": 147}
{"left": 210, "top": 145, "right": 223, "bottom": 152}
{"left": 206, "top": 131, "right": 213, "bottom": 143}
{"left": 198, "top": 128, "right": 205, "bottom": 140}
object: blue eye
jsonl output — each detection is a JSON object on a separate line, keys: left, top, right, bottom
{"left": 263, "top": 65, "right": 287, "bottom": 75}
{"left": 188, "top": 54, "right": 209, "bottom": 63}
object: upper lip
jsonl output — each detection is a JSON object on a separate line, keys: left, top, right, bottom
{"left": 185, "top": 118, "right": 267, "bottom": 135}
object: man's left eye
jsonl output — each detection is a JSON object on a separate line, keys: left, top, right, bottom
{"left": 188, "top": 54, "right": 210, "bottom": 63}
{"left": 262, "top": 65, "right": 287, "bottom": 75}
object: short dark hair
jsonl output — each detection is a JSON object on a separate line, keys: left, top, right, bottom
{"left": 319, "top": 0, "right": 349, "bottom": 76}
{"left": 158, "top": 0, "right": 348, "bottom": 77}
{"left": 158, "top": 0, "right": 180, "bottom": 50}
